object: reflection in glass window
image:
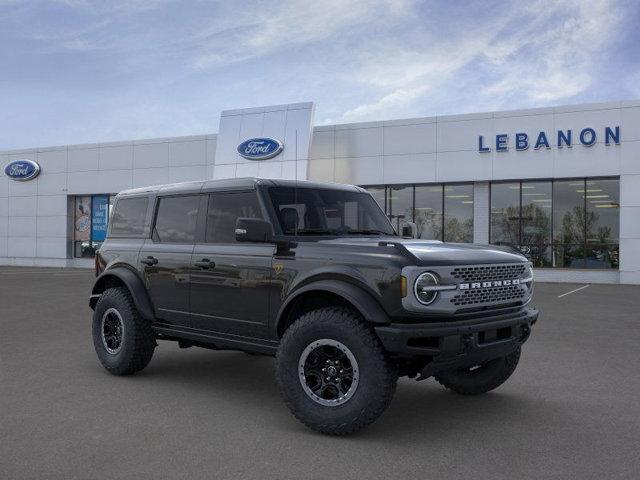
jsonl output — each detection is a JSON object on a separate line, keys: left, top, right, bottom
{"left": 154, "top": 195, "right": 200, "bottom": 243}
{"left": 585, "top": 178, "right": 619, "bottom": 269}
{"left": 521, "top": 181, "right": 552, "bottom": 266}
{"left": 490, "top": 183, "right": 520, "bottom": 245}
{"left": 414, "top": 185, "right": 442, "bottom": 240}
{"left": 388, "top": 186, "right": 413, "bottom": 233}
{"left": 553, "top": 180, "right": 586, "bottom": 268}
{"left": 444, "top": 184, "right": 473, "bottom": 243}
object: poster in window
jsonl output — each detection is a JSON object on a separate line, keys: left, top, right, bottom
{"left": 75, "top": 196, "right": 91, "bottom": 241}
{"left": 91, "top": 195, "right": 109, "bottom": 242}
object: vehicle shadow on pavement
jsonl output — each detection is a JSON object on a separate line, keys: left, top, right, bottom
{"left": 113, "top": 346, "right": 561, "bottom": 440}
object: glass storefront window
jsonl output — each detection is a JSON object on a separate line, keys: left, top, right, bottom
{"left": 364, "top": 183, "right": 474, "bottom": 242}
{"left": 414, "top": 185, "right": 442, "bottom": 240}
{"left": 490, "top": 182, "right": 520, "bottom": 246}
{"left": 521, "top": 181, "right": 552, "bottom": 267}
{"left": 444, "top": 184, "right": 473, "bottom": 243}
{"left": 388, "top": 185, "right": 413, "bottom": 233}
{"left": 490, "top": 178, "right": 619, "bottom": 269}
{"left": 74, "top": 194, "right": 115, "bottom": 258}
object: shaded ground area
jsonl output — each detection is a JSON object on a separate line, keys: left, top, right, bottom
{"left": 1, "top": 267, "right": 639, "bottom": 479}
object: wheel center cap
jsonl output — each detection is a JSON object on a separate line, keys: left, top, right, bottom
{"left": 327, "top": 366, "right": 337, "bottom": 376}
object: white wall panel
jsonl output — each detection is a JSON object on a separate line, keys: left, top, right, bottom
{"left": 99, "top": 144, "right": 133, "bottom": 170}
{"left": 620, "top": 106, "right": 640, "bottom": 142}
{"left": 68, "top": 170, "right": 132, "bottom": 195}
{"left": 8, "top": 217, "right": 36, "bottom": 237}
{"left": 438, "top": 118, "right": 493, "bottom": 152}
{"left": 383, "top": 123, "right": 436, "bottom": 155}
{"left": 8, "top": 237, "right": 36, "bottom": 257}
{"left": 68, "top": 147, "right": 99, "bottom": 171}
{"left": 235, "top": 162, "right": 260, "bottom": 178}
{"left": 437, "top": 151, "right": 492, "bottom": 182}
{"left": 134, "top": 142, "right": 169, "bottom": 169}
{"left": 37, "top": 215, "right": 67, "bottom": 237}
{"left": 308, "top": 159, "right": 335, "bottom": 182}
{"left": 620, "top": 140, "right": 640, "bottom": 175}
{"left": 132, "top": 167, "right": 170, "bottom": 188}
{"left": 36, "top": 149, "right": 67, "bottom": 173}
{"left": 309, "top": 130, "right": 335, "bottom": 159}
{"left": 383, "top": 153, "right": 436, "bottom": 185}
{"left": 37, "top": 172, "right": 67, "bottom": 195}
{"left": 8, "top": 196, "right": 37, "bottom": 217}
{"left": 37, "top": 195, "right": 67, "bottom": 217}
{"left": 8, "top": 178, "right": 37, "bottom": 196}
{"left": 169, "top": 140, "right": 206, "bottom": 166}
{"left": 0, "top": 198, "right": 6, "bottom": 217}
{"left": 168, "top": 165, "right": 207, "bottom": 183}
{"left": 335, "top": 127, "right": 382, "bottom": 158}
{"left": 36, "top": 237, "right": 67, "bottom": 258}
{"left": 257, "top": 161, "right": 283, "bottom": 179}
{"left": 335, "top": 157, "right": 383, "bottom": 185}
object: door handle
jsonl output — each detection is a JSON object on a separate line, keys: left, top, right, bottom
{"left": 194, "top": 258, "right": 214, "bottom": 269}
{"left": 141, "top": 256, "right": 158, "bottom": 266}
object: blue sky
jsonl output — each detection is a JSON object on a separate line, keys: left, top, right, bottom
{"left": 1, "top": 0, "right": 639, "bottom": 150}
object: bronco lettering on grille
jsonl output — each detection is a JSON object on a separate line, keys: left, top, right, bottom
{"left": 459, "top": 278, "right": 521, "bottom": 290}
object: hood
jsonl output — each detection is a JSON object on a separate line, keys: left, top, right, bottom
{"left": 316, "top": 236, "right": 528, "bottom": 266}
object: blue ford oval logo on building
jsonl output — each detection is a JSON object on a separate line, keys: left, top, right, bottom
{"left": 4, "top": 159, "right": 41, "bottom": 181}
{"left": 237, "top": 137, "right": 283, "bottom": 160}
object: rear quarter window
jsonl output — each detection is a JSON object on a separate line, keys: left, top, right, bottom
{"left": 109, "top": 197, "right": 149, "bottom": 237}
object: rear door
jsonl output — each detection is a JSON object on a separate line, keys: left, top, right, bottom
{"left": 139, "top": 194, "right": 204, "bottom": 327}
{"left": 189, "top": 191, "right": 274, "bottom": 338}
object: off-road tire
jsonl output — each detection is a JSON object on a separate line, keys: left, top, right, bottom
{"left": 276, "top": 307, "right": 397, "bottom": 435}
{"left": 92, "top": 287, "right": 156, "bottom": 375}
{"left": 434, "top": 347, "right": 521, "bottom": 395}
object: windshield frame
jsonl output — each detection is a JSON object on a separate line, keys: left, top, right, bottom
{"left": 261, "top": 185, "right": 396, "bottom": 239}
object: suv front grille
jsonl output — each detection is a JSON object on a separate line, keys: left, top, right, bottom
{"left": 451, "top": 264, "right": 526, "bottom": 283}
{"left": 451, "top": 285, "right": 526, "bottom": 307}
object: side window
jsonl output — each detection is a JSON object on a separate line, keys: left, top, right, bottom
{"left": 206, "top": 192, "right": 262, "bottom": 243}
{"left": 153, "top": 195, "right": 200, "bottom": 243}
{"left": 110, "top": 197, "right": 149, "bottom": 237}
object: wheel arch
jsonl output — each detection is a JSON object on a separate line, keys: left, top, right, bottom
{"left": 90, "top": 266, "right": 155, "bottom": 321}
{"left": 275, "top": 279, "right": 390, "bottom": 338}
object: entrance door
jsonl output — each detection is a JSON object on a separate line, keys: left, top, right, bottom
{"left": 189, "top": 191, "right": 274, "bottom": 338}
{"left": 140, "top": 194, "right": 203, "bottom": 327}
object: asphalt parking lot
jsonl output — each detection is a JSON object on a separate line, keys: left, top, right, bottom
{"left": 1, "top": 268, "right": 639, "bottom": 479}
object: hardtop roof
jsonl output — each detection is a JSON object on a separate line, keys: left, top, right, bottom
{"left": 117, "top": 177, "right": 364, "bottom": 197}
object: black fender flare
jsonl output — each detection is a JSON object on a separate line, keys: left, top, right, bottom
{"left": 276, "top": 279, "right": 390, "bottom": 335}
{"left": 90, "top": 267, "right": 155, "bottom": 321}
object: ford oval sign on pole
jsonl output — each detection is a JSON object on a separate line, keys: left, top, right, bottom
{"left": 237, "top": 138, "right": 283, "bottom": 160}
{"left": 4, "top": 159, "right": 41, "bottom": 181}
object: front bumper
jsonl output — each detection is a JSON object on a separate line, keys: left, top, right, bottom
{"left": 375, "top": 307, "right": 538, "bottom": 377}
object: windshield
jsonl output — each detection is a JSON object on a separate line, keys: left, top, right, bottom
{"left": 267, "top": 186, "right": 396, "bottom": 236}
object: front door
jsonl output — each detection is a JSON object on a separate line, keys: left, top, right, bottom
{"left": 139, "top": 194, "right": 203, "bottom": 327}
{"left": 189, "top": 191, "right": 274, "bottom": 338}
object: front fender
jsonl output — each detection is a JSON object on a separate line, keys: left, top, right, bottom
{"left": 276, "top": 279, "right": 390, "bottom": 334}
{"left": 90, "top": 266, "right": 155, "bottom": 321}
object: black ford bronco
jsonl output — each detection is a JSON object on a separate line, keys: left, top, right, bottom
{"left": 90, "top": 178, "right": 538, "bottom": 435}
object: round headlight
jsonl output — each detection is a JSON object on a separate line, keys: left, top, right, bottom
{"left": 414, "top": 272, "right": 439, "bottom": 305}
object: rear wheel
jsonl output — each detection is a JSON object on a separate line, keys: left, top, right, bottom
{"left": 434, "top": 347, "right": 521, "bottom": 395}
{"left": 276, "top": 307, "right": 397, "bottom": 435}
{"left": 92, "top": 287, "right": 156, "bottom": 375}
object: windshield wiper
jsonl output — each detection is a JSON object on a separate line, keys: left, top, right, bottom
{"left": 343, "top": 230, "right": 390, "bottom": 235}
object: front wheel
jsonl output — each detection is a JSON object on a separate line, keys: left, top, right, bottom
{"left": 276, "top": 307, "right": 397, "bottom": 435}
{"left": 434, "top": 347, "right": 521, "bottom": 395}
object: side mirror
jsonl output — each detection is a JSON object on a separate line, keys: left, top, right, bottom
{"left": 235, "top": 218, "right": 274, "bottom": 243}
{"left": 401, "top": 222, "right": 417, "bottom": 238}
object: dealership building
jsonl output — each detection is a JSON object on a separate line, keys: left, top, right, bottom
{"left": 1, "top": 100, "right": 639, "bottom": 284}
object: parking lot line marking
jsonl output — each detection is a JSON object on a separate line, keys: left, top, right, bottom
{"left": 557, "top": 284, "right": 590, "bottom": 298}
